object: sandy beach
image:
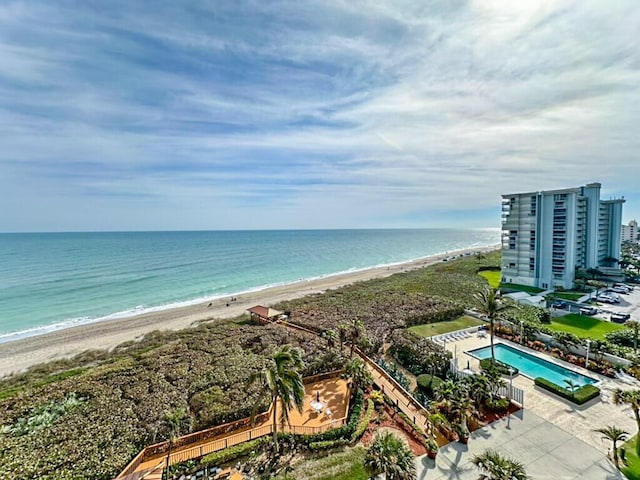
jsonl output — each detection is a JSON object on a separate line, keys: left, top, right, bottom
{"left": 0, "top": 245, "right": 497, "bottom": 377}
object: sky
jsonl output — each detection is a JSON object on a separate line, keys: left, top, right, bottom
{"left": 1, "top": 0, "right": 639, "bottom": 232}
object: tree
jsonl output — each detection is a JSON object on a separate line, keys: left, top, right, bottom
{"left": 474, "top": 287, "right": 510, "bottom": 364}
{"left": 249, "top": 345, "right": 305, "bottom": 452}
{"left": 162, "top": 408, "right": 187, "bottom": 479}
{"left": 323, "top": 329, "right": 338, "bottom": 350}
{"left": 348, "top": 318, "right": 365, "bottom": 357}
{"left": 613, "top": 389, "right": 640, "bottom": 455}
{"left": 564, "top": 379, "right": 579, "bottom": 398}
{"left": 586, "top": 268, "right": 603, "bottom": 280}
{"left": 471, "top": 449, "right": 528, "bottom": 480}
{"left": 627, "top": 321, "right": 640, "bottom": 353}
{"left": 343, "top": 357, "right": 373, "bottom": 392}
{"left": 594, "top": 425, "right": 628, "bottom": 469}
{"left": 364, "top": 431, "right": 416, "bottom": 480}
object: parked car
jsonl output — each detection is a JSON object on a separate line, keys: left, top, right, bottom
{"left": 597, "top": 294, "right": 620, "bottom": 304}
{"left": 579, "top": 306, "right": 598, "bottom": 316}
{"left": 610, "top": 286, "right": 629, "bottom": 294}
{"left": 614, "top": 283, "right": 633, "bottom": 292}
{"left": 611, "top": 312, "right": 631, "bottom": 323}
{"left": 551, "top": 301, "right": 569, "bottom": 309}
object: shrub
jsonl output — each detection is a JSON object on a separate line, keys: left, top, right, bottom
{"left": 479, "top": 358, "right": 519, "bottom": 376}
{"left": 416, "top": 374, "right": 443, "bottom": 397}
{"left": 350, "top": 399, "right": 374, "bottom": 442}
{"left": 534, "top": 377, "right": 600, "bottom": 405}
{"left": 308, "top": 438, "right": 350, "bottom": 451}
{"left": 202, "top": 438, "right": 266, "bottom": 466}
{"left": 389, "top": 330, "right": 451, "bottom": 377}
{"left": 485, "top": 397, "right": 509, "bottom": 412}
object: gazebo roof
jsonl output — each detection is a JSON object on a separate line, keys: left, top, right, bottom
{"left": 247, "top": 305, "right": 283, "bottom": 319}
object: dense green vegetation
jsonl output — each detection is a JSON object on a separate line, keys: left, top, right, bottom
{"left": 0, "top": 324, "right": 346, "bottom": 479}
{"left": 549, "top": 314, "right": 624, "bottom": 341}
{"left": 408, "top": 316, "right": 484, "bottom": 337}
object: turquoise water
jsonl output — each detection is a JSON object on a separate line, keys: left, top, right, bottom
{"left": 0, "top": 229, "right": 498, "bottom": 342}
{"left": 468, "top": 343, "right": 597, "bottom": 387}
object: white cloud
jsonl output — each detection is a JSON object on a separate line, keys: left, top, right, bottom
{"left": 0, "top": 0, "right": 639, "bottom": 231}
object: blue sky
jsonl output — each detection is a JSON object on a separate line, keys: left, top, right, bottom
{"left": 1, "top": 0, "right": 639, "bottom": 232}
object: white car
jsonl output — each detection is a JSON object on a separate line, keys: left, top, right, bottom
{"left": 597, "top": 294, "right": 619, "bottom": 304}
{"left": 610, "top": 286, "right": 629, "bottom": 294}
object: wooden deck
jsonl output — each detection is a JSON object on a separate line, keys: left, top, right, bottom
{"left": 118, "top": 375, "right": 350, "bottom": 478}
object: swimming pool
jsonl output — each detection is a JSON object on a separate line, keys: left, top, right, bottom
{"left": 467, "top": 343, "right": 597, "bottom": 387}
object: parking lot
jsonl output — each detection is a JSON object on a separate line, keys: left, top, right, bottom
{"left": 550, "top": 283, "right": 639, "bottom": 324}
{"left": 599, "top": 284, "right": 640, "bottom": 322}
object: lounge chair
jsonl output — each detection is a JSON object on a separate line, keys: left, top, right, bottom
{"left": 478, "top": 330, "right": 487, "bottom": 338}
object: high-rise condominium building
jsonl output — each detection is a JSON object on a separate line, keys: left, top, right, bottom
{"left": 622, "top": 220, "right": 638, "bottom": 243}
{"left": 501, "top": 183, "right": 624, "bottom": 290}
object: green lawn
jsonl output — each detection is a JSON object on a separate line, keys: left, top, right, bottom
{"left": 478, "top": 270, "right": 501, "bottom": 288}
{"left": 548, "top": 292, "right": 585, "bottom": 302}
{"left": 499, "top": 283, "right": 545, "bottom": 294}
{"left": 274, "top": 446, "right": 368, "bottom": 480}
{"left": 548, "top": 314, "right": 625, "bottom": 341}
{"left": 621, "top": 435, "right": 640, "bottom": 480}
{"left": 409, "top": 316, "right": 485, "bottom": 337}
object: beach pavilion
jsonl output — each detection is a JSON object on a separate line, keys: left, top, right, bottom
{"left": 247, "top": 305, "right": 285, "bottom": 324}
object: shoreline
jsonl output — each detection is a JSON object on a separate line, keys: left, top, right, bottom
{"left": 0, "top": 244, "right": 498, "bottom": 377}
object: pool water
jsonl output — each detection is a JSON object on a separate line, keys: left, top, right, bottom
{"left": 468, "top": 343, "right": 597, "bottom": 387}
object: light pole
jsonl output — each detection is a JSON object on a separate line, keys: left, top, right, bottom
{"left": 585, "top": 339, "right": 591, "bottom": 369}
{"left": 508, "top": 367, "right": 514, "bottom": 402}
{"left": 520, "top": 320, "right": 524, "bottom": 344}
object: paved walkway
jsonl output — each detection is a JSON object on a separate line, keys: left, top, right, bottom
{"left": 416, "top": 410, "right": 626, "bottom": 479}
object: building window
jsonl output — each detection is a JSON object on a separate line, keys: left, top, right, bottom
{"left": 529, "top": 258, "right": 535, "bottom": 271}
{"left": 508, "top": 262, "right": 516, "bottom": 268}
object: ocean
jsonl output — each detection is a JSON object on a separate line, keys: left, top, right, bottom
{"left": 0, "top": 229, "right": 499, "bottom": 343}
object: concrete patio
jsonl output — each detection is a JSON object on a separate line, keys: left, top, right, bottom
{"left": 416, "top": 409, "right": 626, "bottom": 479}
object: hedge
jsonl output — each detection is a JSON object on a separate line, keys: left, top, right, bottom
{"left": 202, "top": 438, "right": 266, "bottom": 466}
{"left": 308, "top": 438, "right": 350, "bottom": 451}
{"left": 350, "top": 399, "right": 374, "bottom": 442}
{"left": 479, "top": 358, "right": 519, "bottom": 376}
{"left": 534, "top": 377, "right": 600, "bottom": 405}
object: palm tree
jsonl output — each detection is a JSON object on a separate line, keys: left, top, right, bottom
{"left": 595, "top": 425, "right": 628, "bottom": 469}
{"left": 162, "top": 408, "right": 186, "bottom": 479}
{"left": 627, "top": 320, "right": 640, "bottom": 353}
{"left": 364, "top": 431, "right": 416, "bottom": 480}
{"left": 323, "top": 328, "right": 339, "bottom": 351}
{"left": 343, "top": 357, "right": 373, "bottom": 393}
{"left": 471, "top": 449, "right": 528, "bottom": 480}
{"left": 474, "top": 287, "right": 510, "bottom": 364}
{"left": 613, "top": 389, "right": 640, "bottom": 455}
{"left": 249, "top": 345, "right": 305, "bottom": 452}
{"left": 564, "top": 379, "right": 579, "bottom": 398}
{"left": 348, "top": 318, "right": 365, "bottom": 357}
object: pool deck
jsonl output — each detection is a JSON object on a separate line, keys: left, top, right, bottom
{"left": 442, "top": 331, "right": 640, "bottom": 454}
